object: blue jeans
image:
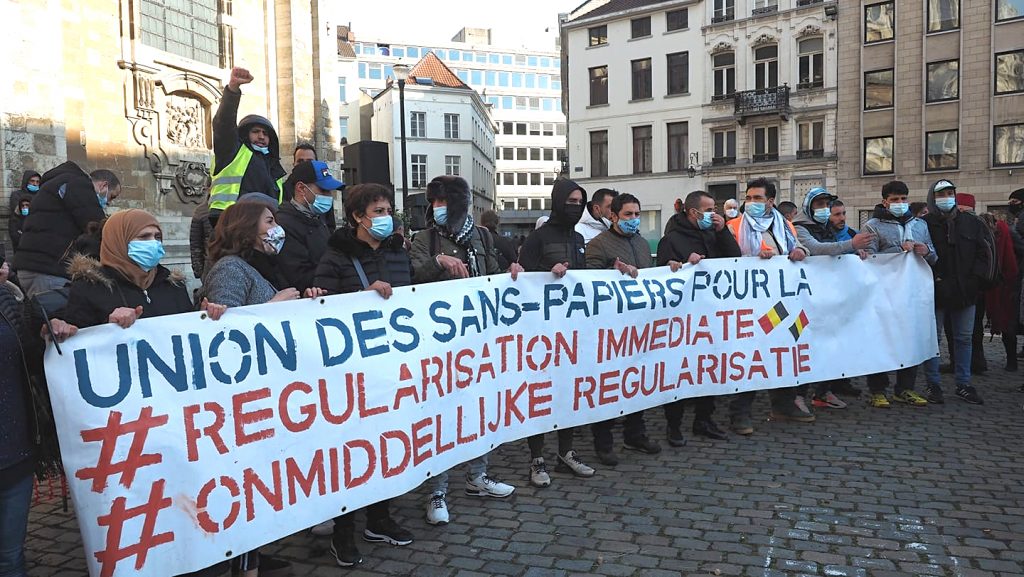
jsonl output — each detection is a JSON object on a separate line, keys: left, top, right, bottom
{"left": 426, "top": 454, "right": 489, "bottom": 495}
{"left": 0, "top": 467, "right": 34, "bottom": 577}
{"left": 924, "top": 305, "right": 975, "bottom": 389}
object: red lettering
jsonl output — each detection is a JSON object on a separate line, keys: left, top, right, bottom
{"left": 598, "top": 371, "right": 620, "bottom": 405}
{"left": 380, "top": 430, "right": 411, "bottom": 478}
{"left": 716, "top": 310, "right": 735, "bottom": 340}
{"left": 411, "top": 417, "right": 433, "bottom": 466}
{"left": 434, "top": 414, "right": 454, "bottom": 455}
{"left": 184, "top": 402, "right": 227, "bottom": 462}
{"left": 357, "top": 372, "right": 389, "bottom": 418}
{"left": 343, "top": 439, "right": 375, "bottom": 488}
{"left": 736, "top": 309, "right": 754, "bottom": 339}
{"left": 650, "top": 319, "right": 668, "bottom": 350}
{"left": 196, "top": 476, "right": 240, "bottom": 533}
{"left": 797, "top": 343, "right": 811, "bottom": 373}
{"left": 280, "top": 381, "right": 315, "bottom": 433}
{"left": 622, "top": 366, "right": 641, "bottom": 399}
{"left": 528, "top": 380, "right": 553, "bottom": 418}
{"left": 456, "top": 405, "right": 478, "bottom": 444}
{"left": 285, "top": 452, "right": 325, "bottom": 505}
{"left": 504, "top": 382, "right": 529, "bottom": 424}
{"left": 320, "top": 377, "right": 354, "bottom": 425}
{"left": 770, "top": 347, "right": 788, "bottom": 377}
{"left": 233, "top": 388, "right": 274, "bottom": 447}
{"left": 574, "top": 376, "right": 596, "bottom": 410}
{"left": 243, "top": 461, "right": 282, "bottom": 521}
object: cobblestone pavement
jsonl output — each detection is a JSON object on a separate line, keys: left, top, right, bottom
{"left": 25, "top": 342, "right": 1024, "bottom": 577}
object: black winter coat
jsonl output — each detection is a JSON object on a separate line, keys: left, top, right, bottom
{"left": 0, "top": 284, "right": 34, "bottom": 477}
{"left": 923, "top": 210, "right": 991, "bottom": 309}
{"left": 276, "top": 202, "right": 332, "bottom": 293}
{"left": 8, "top": 170, "right": 40, "bottom": 251}
{"left": 314, "top": 228, "right": 413, "bottom": 295}
{"left": 657, "top": 213, "right": 741, "bottom": 264}
{"left": 519, "top": 179, "right": 588, "bottom": 272}
{"left": 13, "top": 162, "right": 107, "bottom": 277}
{"left": 62, "top": 257, "right": 194, "bottom": 329}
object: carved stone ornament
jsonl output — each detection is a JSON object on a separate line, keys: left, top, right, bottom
{"left": 121, "top": 61, "right": 220, "bottom": 205}
{"left": 710, "top": 40, "right": 734, "bottom": 54}
{"left": 751, "top": 32, "right": 778, "bottom": 47}
{"left": 796, "top": 23, "right": 822, "bottom": 38}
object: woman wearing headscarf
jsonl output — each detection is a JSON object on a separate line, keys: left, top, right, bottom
{"left": 517, "top": 178, "right": 596, "bottom": 488}
{"left": 48, "top": 209, "right": 224, "bottom": 339}
{"left": 202, "top": 201, "right": 325, "bottom": 308}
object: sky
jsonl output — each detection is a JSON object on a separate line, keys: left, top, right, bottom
{"left": 334, "top": 0, "right": 582, "bottom": 52}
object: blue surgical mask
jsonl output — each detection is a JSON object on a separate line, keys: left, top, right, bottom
{"left": 618, "top": 217, "right": 640, "bottom": 235}
{"left": 127, "top": 240, "right": 165, "bottom": 272}
{"left": 262, "top": 225, "right": 286, "bottom": 254}
{"left": 697, "top": 211, "right": 714, "bottom": 230}
{"left": 97, "top": 194, "right": 108, "bottom": 209}
{"left": 311, "top": 194, "right": 334, "bottom": 215}
{"left": 433, "top": 206, "right": 448, "bottom": 226}
{"left": 936, "top": 197, "right": 956, "bottom": 212}
{"left": 745, "top": 202, "right": 766, "bottom": 218}
{"left": 252, "top": 144, "right": 270, "bottom": 155}
{"left": 725, "top": 208, "right": 738, "bottom": 219}
{"left": 888, "top": 202, "right": 908, "bottom": 217}
{"left": 813, "top": 208, "right": 831, "bottom": 224}
{"left": 367, "top": 215, "right": 394, "bottom": 240}
{"left": 19, "top": 207, "right": 28, "bottom": 216}
{"left": 27, "top": 184, "right": 39, "bottom": 192}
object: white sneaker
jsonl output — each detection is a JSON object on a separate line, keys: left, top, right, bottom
{"left": 530, "top": 457, "right": 551, "bottom": 488}
{"left": 310, "top": 519, "right": 335, "bottom": 536}
{"left": 425, "top": 493, "right": 449, "bottom": 525}
{"left": 466, "top": 474, "right": 515, "bottom": 498}
{"left": 557, "top": 450, "right": 596, "bottom": 477}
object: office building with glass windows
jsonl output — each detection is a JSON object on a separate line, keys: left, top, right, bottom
{"left": 337, "top": 26, "right": 567, "bottom": 236}
{"left": 836, "top": 0, "right": 1024, "bottom": 224}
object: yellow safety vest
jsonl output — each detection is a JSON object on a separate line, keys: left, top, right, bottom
{"left": 209, "top": 146, "right": 284, "bottom": 211}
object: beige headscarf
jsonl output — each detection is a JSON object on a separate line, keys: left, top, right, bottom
{"left": 100, "top": 209, "right": 162, "bottom": 290}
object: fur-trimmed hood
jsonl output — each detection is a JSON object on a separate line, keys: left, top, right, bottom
{"left": 67, "top": 254, "right": 185, "bottom": 288}
{"left": 426, "top": 175, "right": 472, "bottom": 235}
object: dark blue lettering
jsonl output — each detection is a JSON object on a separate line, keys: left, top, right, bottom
{"left": 566, "top": 282, "right": 590, "bottom": 318}
{"left": 666, "top": 278, "right": 686, "bottom": 307}
{"left": 317, "top": 318, "right": 354, "bottom": 367}
{"left": 209, "top": 330, "right": 252, "bottom": 384}
{"left": 138, "top": 336, "right": 187, "bottom": 398}
{"left": 460, "top": 295, "right": 482, "bottom": 336}
{"left": 430, "top": 301, "right": 456, "bottom": 343}
{"left": 620, "top": 280, "right": 646, "bottom": 311}
{"left": 353, "top": 310, "right": 389, "bottom": 358}
{"left": 499, "top": 287, "right": 522, "bottom": 326}
{"left": 543, "top": 284, "right": 568, "bottom": 321}
{"left": 188, "top": 333, "right": 207, "bottom": 391}
{"left": 255, "top": 322, "right": 297, "bottom": 374}
{"left": 390, "top": 308, "right": 419, "bottom": 353}
{"left": 75, "top": 346, "right": 131, "bottom": 408}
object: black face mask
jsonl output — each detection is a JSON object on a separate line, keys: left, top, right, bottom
{"left": 564, "top": 204, "right": 585, "bottom": 224}
{"left": 1010, "top": 204, "right": 1023, "bottom": 216}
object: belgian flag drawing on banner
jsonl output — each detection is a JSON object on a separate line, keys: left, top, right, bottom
{"left": 789, "top": 310, "right": 810, "bottom": 341}
{"left": 757, "top": 302, "right": 789, "bottom": 335}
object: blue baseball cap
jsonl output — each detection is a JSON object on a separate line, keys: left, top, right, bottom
{"left": 292, "top": 160, "right": 344, "bottom": 191}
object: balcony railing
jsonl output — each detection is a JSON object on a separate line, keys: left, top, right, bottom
{"left": 797, "top": 0, "right": 823, "bottom": 6}
{"left": 712, "top": 156, "right": 736, "bottom": 166}
{"left": 734, "top": 85, "right": 790, "bottom": 118}
{"left": 752, "top": 5, "right": 779, "bottom": 16}
{"left": 711, "top": 10, "right": 735, "bottom": 23}
{"left": 753, "top": 152, "right": 779, "bottom": 163}
{"left": 797, "top": 149, "right": 825, "bottom": 159}
{"left": 711, "top": 92, "right": 734, "bottom": 102}
{"left": 797, "top": 80, "right": 824, "bottom": 90}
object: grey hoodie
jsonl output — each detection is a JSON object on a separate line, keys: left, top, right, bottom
{"left": 862, "top": 204, "right": 937, "bottom": 265}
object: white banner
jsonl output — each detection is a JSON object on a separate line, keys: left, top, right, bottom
{"left": 44, "top": 253, "right": 936, "bottom": 577}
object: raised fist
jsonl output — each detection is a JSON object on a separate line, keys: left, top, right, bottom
{"left": 228, "top": 67, "right": 254, "bottom": 91}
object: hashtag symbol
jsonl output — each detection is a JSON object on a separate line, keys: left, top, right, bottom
{"left": 75, "top": 407, "right": 169, "bottom": 493}
{"left": 94, "top": 479, "right": 175, "bottom": 577}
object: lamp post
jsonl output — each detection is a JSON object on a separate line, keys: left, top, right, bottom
{"left": 687, "top": 152, "right": 700, "bottom": 178}
{"left": 393, "top": 63, "right": 410, "bottom": 212}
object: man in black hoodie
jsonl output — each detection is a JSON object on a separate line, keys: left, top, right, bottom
{"left": 518, "top": 179, "right": 595, "bottom": 487}
{"left": 657, "top": 190, "right": 739, "bottom": 444}
{"left": 922, "top": 179, "right": 991, "bottom": 405}
{"left": 13, "top": 162, "right": 119, "bottom": 297}
{"left": 275, "top": 161, "right": 341, "bottom": 293}
{"left": 207, "top": 67, "right": 287, "bottom": 224}
{"left": 7, "top": 170, "right": 40, "bottom": 251}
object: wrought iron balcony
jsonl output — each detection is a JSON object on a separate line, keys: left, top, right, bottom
{"left": 797, "top": 149, "right": 825, "bottom": 159}
{"left": 734, "top": 85, "right": 790, "bottom": 121}
{"left": 712, "top": 156, "right": 736, "bottom": 166}
{"left": 797, "top": 0, "right": 823, "bottom": 5}
{"left": 752, "top": 5, "right": 778, "bottom": 16}
{"left": 753, "top": 153, "right": 779, "bottom": 163}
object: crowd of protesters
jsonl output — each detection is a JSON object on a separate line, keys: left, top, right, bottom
{"left": 2, "top": 67, "right": 1022, "bottom": 577}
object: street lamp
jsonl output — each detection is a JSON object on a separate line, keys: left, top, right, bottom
{"left": 687, "top": 152, "right": 700, "bottom": 178}
{"left": 393, "top": 63, "right": 411, "bottom": 212}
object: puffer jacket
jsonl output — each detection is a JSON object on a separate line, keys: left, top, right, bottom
{"left": 862, "top": 204, "right": 937, "bottom": 263}
{"left": 61, "top": 256, "right": 194, "bottom": 329}
{"left": 0, "top": 284, "right": 34, "bottom": 475}
{"left": 575, "top": 208, "right": 608, "bottom": 245}
{"left": 13, "top": 162, "right": 107, "bottom": 277}
{"left": 585, "top": 226, "right": 653, "bottom": 270}
{"left": 410, "top": 226, "right": 500, "bottom": 282}
{"left": 314, "top": 227, "right": 413, "bottom": 295}
{"left": 791, "top": 188, "right": 857, "bottom": 256}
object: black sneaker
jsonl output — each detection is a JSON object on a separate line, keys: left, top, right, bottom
{"left": 258, "top": 554, "right": 292, "bottom": 577}
{"left": 330, "top": 537, "right": 362, "bottom": 567}
{"left": 692, "top": 418, "right": 728, "bottom": 440}
{"left": 955, "top": 385, "right": 983, "bottom": 405}
{"left": 667, "top": 426, "right": 686, "bottom": 448}
{"left": 595, "top": 450, "right": 619, "bottom": 466}
{"left": 364, "top": 517, "right": 413, "bottom": 546}
{"left": 623, "top": 437, "right": 661, "bottom": 455}
{"left": 831, "top": 380, "right": 861, "bottom": 397}
{"left": 925, "top": 385, "right": 945, "bottom": 405}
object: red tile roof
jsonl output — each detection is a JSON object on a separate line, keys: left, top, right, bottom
{"left": 408, "top": 52, "right": 471, "bottom": 90}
